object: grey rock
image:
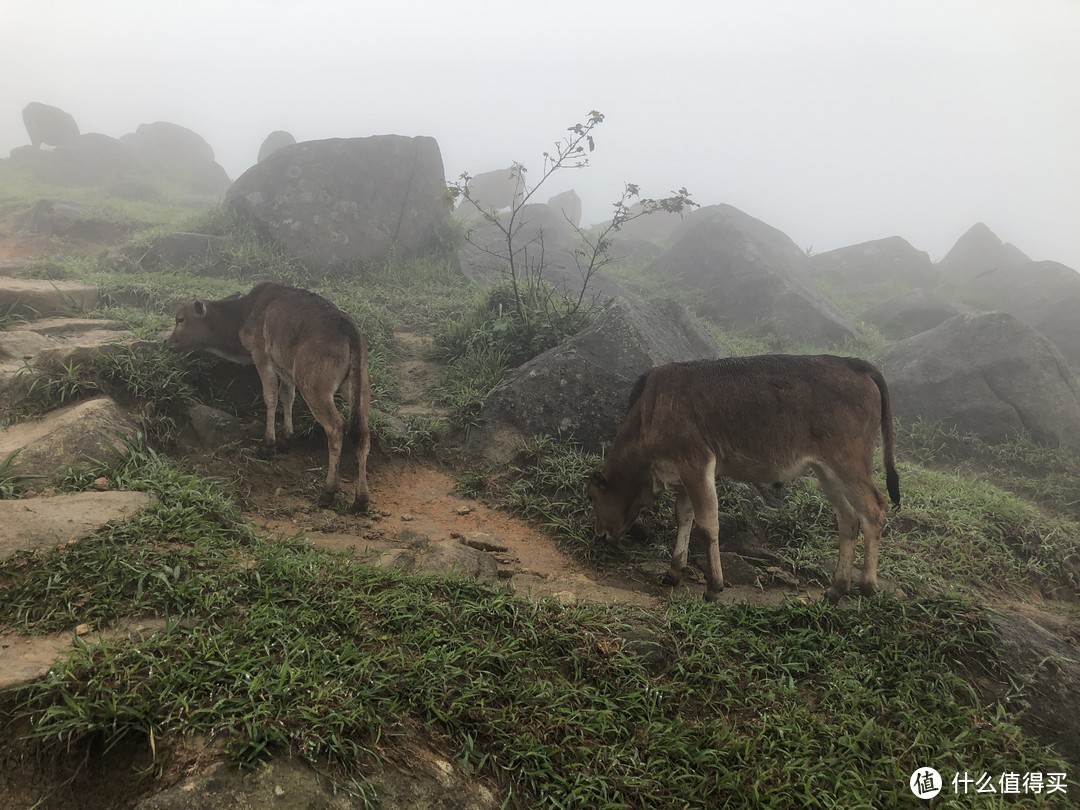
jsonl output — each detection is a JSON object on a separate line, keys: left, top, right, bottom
{"left": 649, "top": 204, "right": 858, "bottom": 345}
{"left": 858, "top": 289, "right": 963, "bottom": 340}
{"left": 984, "top": 610, "right": 1080, "bottom": 770}
{"left": 469, "top": 296, "right": 722, "bottom": 461}
{"left": 810, "top": 236, "right": 940, "bottom": 301}
{"left": 14, "top": 198, "right": 144, "bottom": 243}
{"left": 881, "top": 312, "right": 1080, "bottom": 448}
{"left": 546, "top": 189, "right": 582, "bottom": 228}
{"left": 458, "top": 166, "right": 522, "bottom": 211}
{"left": 0, "top": 397, "right": 139, "bottom": 481}
{"left": 0, "top": 491, "right": 153, "bottom": 560}
{"left": 257, "top": 130, "right": 296, "bottom": 163}
{"left": 22, "top": 101, "right": 79, "bottom": 149}
{"left": 371, "top": 533, "right": 498, "bottom": 581}
{"left": 226, "top": 135, "right": 450, "bottom": 272}
{"left": 0, "top": 277, "right": 100, "bottom": 318}
{"left": 939, "top": 222, "right": 1030, "bottom": 285}
{"left": 110, "top": 231, "right": 229, "bottom": 271}
{"left": 32, "top": 133, "right": 146, "bottom": 188}
{"left": 961, "top": 260, "right": 1080, "bottom": 370}
{"left": 186, "top": 403, "right": 257, "bottom": 447}
{"left": 121, "top": 121, "right": 231, "bottom": 194}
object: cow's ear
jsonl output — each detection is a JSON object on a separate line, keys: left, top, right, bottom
{"left": 193, "top": 300, "right": 207, "bottom": 317}
{"left": 587, "top": 471, "right": 607, "bottom": 493}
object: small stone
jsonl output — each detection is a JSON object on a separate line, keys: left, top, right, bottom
{"left": 400, "top": 514, "right": 415, "bottom": 522}
{"left": 456, "top": 505, "right": 473, "bottom": 515}
{"left": 91, "top": 477, "right": 111, "bottom": 491}
{"left": 274, "top": 785, "right": 285, "bottom": 797}
{"left": 274, "top": 487, "right": 285, "bottom": 497}
{"left": 74, "top": 624, "right": 91, "bottom": 636}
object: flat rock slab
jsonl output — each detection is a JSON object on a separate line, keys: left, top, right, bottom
{"left": 0, "top": 490, "right": 154, "bottom": 559}
{"left": 0, "top": 278, "right": 100, "bottom": 317}
{"left": 0, "top": 617, "right": 166, "bottom": 689}
{"left": 8, "top": 316, "right": 123, "bottom": 335}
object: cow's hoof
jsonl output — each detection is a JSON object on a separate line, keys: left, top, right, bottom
{"left": 275, "top": 438, "right": 291, "bottom": 452}
{"left": 703, "top": 587, "right": 723, "bottom": 602}
{"left": 256, "top": 442, "right": 276, "bottom": 459}
{"left": 317, "top": 491, "right": 337, "bottom": 509}
{"left": 350, "top": 494, "right": 370, "bottom": 514}
{"left": 661, "top": 569, "right": 682, "bottom": 587}
{"left": 859, "top": 581, "right": 878, "bottom": 599}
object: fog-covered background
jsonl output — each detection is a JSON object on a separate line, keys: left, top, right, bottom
{"left": 3, "top": 0, "right": 1078, "bottom": 267}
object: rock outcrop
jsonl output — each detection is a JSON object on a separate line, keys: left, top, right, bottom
{"left": 648, "top": 204, "right": 858, "bottom": 345}
{"left": 938, "top": 222, "right": 1030, "bottom": 285}
{"left": 810, "top": 236, "right": 939, "bottom": 303}
{"left": 22, "top": 101, "right": 79, "bottom": 149}
{"left": 858, "top": 289, "right": 963, "bottom": 340}
{"left": 880, "top": 312, "right": 1080, "bottom": 448}
{"left": 257, "top": 130, "right": 296, "bottom": 163}
{"left": 226, "top": 135, "right": 450, "bottom": 272}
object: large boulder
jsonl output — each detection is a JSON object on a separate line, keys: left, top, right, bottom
{"left": 962, "top": 260, "right": 1080, "bottom": 370}
{"left": 858, "top": 289, "right": 964, "bottom": 340}
{"left": 648, "top": 204, "right": 858, "bottom": 345}
{"left": 984, "top": 610, "right": 1080, "bottom": 770}
{"left": 22, "top": 102, "right": 80, "bottom": 149}
{"left": 225, "top": 136, "right": 450, "bottom": 272}
{"left": 19, "top": 132, "right": 146, "bottom": 189}
{"left": 458, "top": 166, "right": 522, "bottom": 211}
{"left": 547, "top": 189, "right": 582, "bottom": 228}
{"left": 468, "top": 297, "right": 722, "bottom": 462}
{"left": 809, "top": 236, "right": 939, "bottom": 304}
{"left": 0, "top": 397, "right": 140, "bottom": 481}
{"left": 257, "top": 129, "right": 296, "bottom": 163}
{"left": 120, "top": 121, "right": 231, "bottom": 194}
{"left": 939, "top": 222, "right": 1030, "bottom": 285}
{"left": 880, "top": 312, "right": 1080, "bottom": 449}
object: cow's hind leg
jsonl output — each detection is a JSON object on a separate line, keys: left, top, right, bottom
{"left": 253, "top": 353, "right": 280, "bottom": 458}
{"left": 816, "top": 464, "right": 880, "bottom": 603}
{"left": 663, "top": 489, "right": 695, "bottom": 587}
{"left": 277, "top": 377, "right": 296, "bottom": 451}
{"left": 682, "top": 459, "right": 723, "bottom": 602}
{"left": 847, "top": 480, "right": 888, "bottom": 597}
{"left": 301, "top": 383, "right": 346, "bottom": 508}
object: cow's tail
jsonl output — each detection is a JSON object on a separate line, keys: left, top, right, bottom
{"left": 868, "top": 364, "right": 900, "bottom": 506}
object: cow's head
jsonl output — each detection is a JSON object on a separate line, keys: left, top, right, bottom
{"left": 587, "top": 470, "right": 653, "bottom": 541}
{"left": 165, "top": 299, "right": 211, "bottom": 350}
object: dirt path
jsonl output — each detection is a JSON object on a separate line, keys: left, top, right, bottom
{"left": 393, "top": 330, "right": 446, "bottom": 418}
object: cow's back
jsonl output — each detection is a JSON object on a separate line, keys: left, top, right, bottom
{"left": 241, "top": 283, "right": 360, "bottom": 363}
{"left": 632, "top": 355, "right": 883, "bottom": 480}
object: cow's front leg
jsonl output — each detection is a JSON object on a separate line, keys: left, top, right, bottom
{"left": 663, "top": 489, "right": 695, "bottom": 587}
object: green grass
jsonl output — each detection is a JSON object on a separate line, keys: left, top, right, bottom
{"left": 0, "top": 452, "right": 1068, "bottom": 807}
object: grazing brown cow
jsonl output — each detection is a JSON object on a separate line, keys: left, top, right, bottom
{"left": 166, "top": 282, "right": 371, "bottom": 511}
{"left": 587, "top": 355, "right": 900, "bottom": 603}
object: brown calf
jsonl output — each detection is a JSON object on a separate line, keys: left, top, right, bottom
{"left": 166, "top": 281, "right": 371, "bottom": 511}
{"left": 587, "top": 355, "right": 900, "bottom": 603}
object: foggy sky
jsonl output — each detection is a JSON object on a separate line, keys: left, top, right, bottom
{"left": 3, "top": 0, "right": 1078, "bottom": 269}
